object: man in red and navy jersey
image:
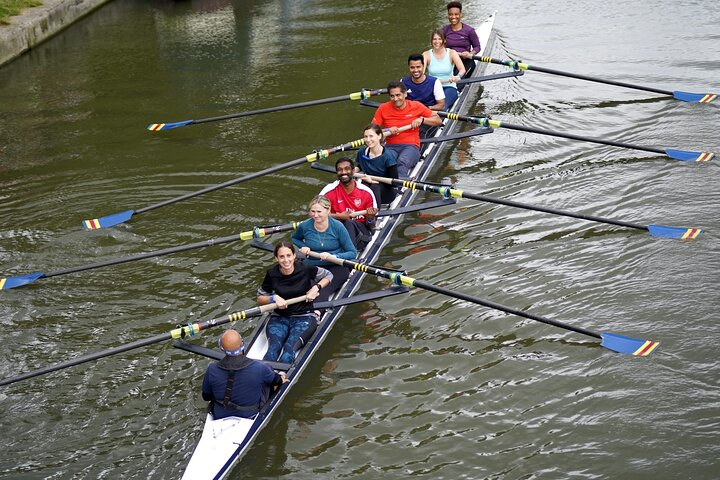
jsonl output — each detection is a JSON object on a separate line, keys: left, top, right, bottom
{"left": 319, "top": 157, "right": 378, "bottom": 250}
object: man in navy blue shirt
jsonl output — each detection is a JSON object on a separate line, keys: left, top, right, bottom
{"left": 401, "top": 53, "right": 446, "bottom": 111}
{"left": 202, "top": 330, "right": 288, "bottom": 419}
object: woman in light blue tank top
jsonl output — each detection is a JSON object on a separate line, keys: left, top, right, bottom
{"left": 424, "top": 29, "right": 466, "bottom": 110}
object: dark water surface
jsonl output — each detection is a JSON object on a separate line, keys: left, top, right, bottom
{"left": 1, "top": 1, "right": 718, "bottom": 478}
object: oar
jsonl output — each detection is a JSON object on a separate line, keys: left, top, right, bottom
{"left": 357, "top": 174, "right": 703, "bottom": 240}
{"left": 1, "top": 223, "right": 298, "bottom": 291}
{"left": 307, "top": 251, "right": 659, "bottom": 356}
{"left": 0, "top": 296, "right": 312, "bottom": 387}
{"left": 438, "top": 111, "right": 715, "bottom": 163}
{"left": 359, "top": 99, "right": 714, "bottom": 162}
{"left": 453, "top": 70, "right": 524, "bottom": 85}
{"left": 82, "top": 125, "right": 414, "bottom": 230}
{"left": 474, "top": 56, "right": 718, "bottom": 103}
{"left": 146, "top": 88, "right": 388, "bottom": 131}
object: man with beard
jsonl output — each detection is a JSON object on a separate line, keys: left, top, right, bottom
{"left": 319, "top": 157, "right": 378, "bottom": 251}
{"left": 401, "top": 53, "right": 445, "bottom": 111}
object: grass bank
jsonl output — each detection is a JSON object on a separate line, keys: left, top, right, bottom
{"left": 0, "top": 0, "right": 42, "bottom": 25}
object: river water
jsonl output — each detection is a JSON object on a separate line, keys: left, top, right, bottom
{"left": 1, "top": 1, "right": 718, "bottom": 478}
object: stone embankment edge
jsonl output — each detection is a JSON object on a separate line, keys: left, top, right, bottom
{"left": 0, "top": 0, "right": 113, "bottom": 68}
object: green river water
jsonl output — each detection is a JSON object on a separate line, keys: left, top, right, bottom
{"left": 0, "top": 1, "right": 718, "bottom": 478}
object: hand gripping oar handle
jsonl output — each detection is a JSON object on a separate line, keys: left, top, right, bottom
{"left": 354, "top": 174, "right": 703, "bottom": 240}
{"left": 0, "top": 296, "right": 308, "bottom": 387}
{"left": 305, "top": 251, "right": 659, "bottom": 356}
{"left": 473, "top": 56, "right": 718, "bottom": 103}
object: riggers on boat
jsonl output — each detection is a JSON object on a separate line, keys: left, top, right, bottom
{"left": 180, "top": 12, "right": 497, "bottom": 480}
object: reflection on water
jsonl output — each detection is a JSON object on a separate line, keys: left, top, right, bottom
{"left": 0, "top": 0, "right": 719, "bottom": 479}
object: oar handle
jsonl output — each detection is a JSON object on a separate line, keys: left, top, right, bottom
{"left": 381, "top": 123, "right": 414, "bottom": 138}
{"left": 355, "top": 173, "right": 394, "bottom": 185}
{"left": 306, "top": 251, "right": 344, "bottom": 266}
{"left": 260, "top": 295, "right": 309, "bottom": 311}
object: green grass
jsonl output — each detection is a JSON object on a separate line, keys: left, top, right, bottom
{"left": 0, "top": 0, "right": 42, "bottom": 25}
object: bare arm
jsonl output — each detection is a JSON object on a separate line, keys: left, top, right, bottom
{"left": 422, "top": 112, "right": 443, "bottom": 127}
{"left": 449, "top": 49, "right": 466, "bottom": 77}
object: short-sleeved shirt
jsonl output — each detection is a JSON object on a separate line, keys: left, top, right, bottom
{"left": 401, "top": 75, "right": 445, "bottom": 108}
{"left": 258, "top": 261, "right": 319, "bottom": 316}
{"left": 320, "top": 181, "right": 377, "bottom": 224}
{"left": 371, "top": 100, "right": 433, "bottom": 148}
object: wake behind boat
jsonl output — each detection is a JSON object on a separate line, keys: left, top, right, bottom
{"left": 180, "top": 12, "right": 498, "bottom": 480}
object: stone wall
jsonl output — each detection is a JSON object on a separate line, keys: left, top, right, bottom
{"left": 0, "top": 0, "right": 113, "bottom": 68}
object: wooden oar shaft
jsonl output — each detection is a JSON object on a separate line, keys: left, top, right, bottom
{"left": 307, "top": 252, "right": 601, "bottom": 340}
{"left": 438, "top": 111, "right": 666, "bottom": 155}
{"left": 360, "top": 174, "right": 647, "bottom": 231}
{"left": 0, "top": 297, "right": 307, "bottom": 387}
{"left": 474, "top": 56, "right": 673, "bottom": 96}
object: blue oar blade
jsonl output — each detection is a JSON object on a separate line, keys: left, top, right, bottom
{"left": 82, "top": 210, "right": 134, "bottom": 230}
{"left": 647, "top": 224, "right": 703, "bottom": 240}
{"left": 672, "top": 91, "right": 717, "bottom": 103}
{"left": 146, "top": 120, "right": 194, "bottom": 131}
{"left": 600, "top": 332, "right": 659, "bottom": 356}
{"left": 665, "top": 148, "right": 715, "bottom": 162}
{"left": 1, "top": 272, "right": 45, "bottom": 290}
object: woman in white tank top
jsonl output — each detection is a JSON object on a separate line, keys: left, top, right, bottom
{"left": 423, "top": 29, "right": 466, "bottom": 110}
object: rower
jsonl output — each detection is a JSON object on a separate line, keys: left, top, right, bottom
{"left": 370, "top": 81, "right": 442, "bottom": 177}
{"left": 292, "top": 195, "right": 357, "bottom": 303}
{"left": 401, "top": 53, "right": 446, "bottom": 112}
{"left": 354, "top": 123, "right": 399, "bottom": 205}
{"left": 258, "top": 241, "right": 333, "bottom": 363}
{"left": 319, "top": 157, "right": 378, "bottom": 251}
{"left": 201, "top": 330, "right": 288, "bottom": 420}
{"left": 442, "top": 1, "right": 481, "bottom": 76}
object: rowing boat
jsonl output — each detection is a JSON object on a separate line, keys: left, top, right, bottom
{"left": 180, "top": 12, "right": 497, "bottom": 479}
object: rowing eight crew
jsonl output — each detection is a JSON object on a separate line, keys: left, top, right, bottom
{"left": 201, "top": 0, "right": 480, "bottom": 420}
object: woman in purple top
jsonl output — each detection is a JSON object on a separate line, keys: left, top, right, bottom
{"left": 442, "top": 1, "right": 481, "bottom": 75}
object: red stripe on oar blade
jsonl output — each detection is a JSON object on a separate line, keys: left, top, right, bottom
{"left": 700, "top": 94, "right": 717, "bottom": 103}
{"left": 682, "top": 228, "right": 701, "bottom": 240}
{"left": 634, "top": 340, "right": 659, "bottom": 356}
{"left": 697, "top": 152, "right": 714, "bottom": 162}
{"left": 83, "top": 219, "right": 100, "bottom": 230}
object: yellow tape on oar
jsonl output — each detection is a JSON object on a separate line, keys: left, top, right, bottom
{"left": 170, "top": 323, "right": 201, "bottom": 340}
{"left": 699, "top": 94, "right": 717, "bottom": 103}
{"left": 147, "top": 123, "right": 165, "bottom": 131}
